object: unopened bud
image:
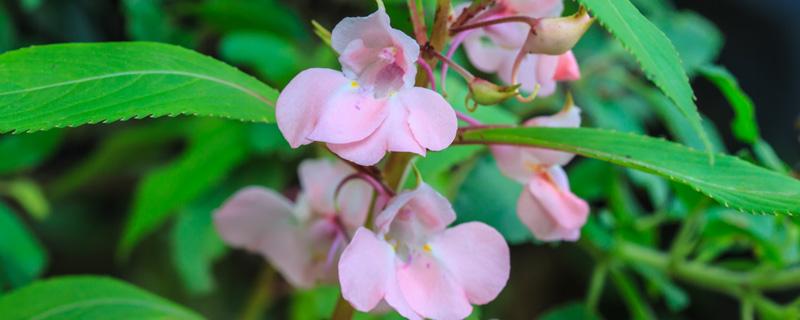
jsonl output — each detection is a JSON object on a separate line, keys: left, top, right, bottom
{"left": 468, "top": 79, "right": 521, "bottom": 106}
{"left": 523, "top": 6, "right": 593, "bottom": 55}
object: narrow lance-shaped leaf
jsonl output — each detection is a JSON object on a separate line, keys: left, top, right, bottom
{"left": 118, "top": 119, "right": 250, "bottom": 258}
{"left": 0, "top": 276, "right": 203, "bottom": 319}
{"left": 457, "top": 127, "right": 800, "bottom": 215}
{"left": 699, "top": 65, "right": 759, "bottom": 144}
{"left": 577, "top": 0, "right": 713, "bottom": 158}
{"left": 0, "top": 42, "right": 277, "bottom": 133}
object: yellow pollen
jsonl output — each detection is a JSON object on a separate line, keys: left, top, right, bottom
{"left": 350, "top": 81, "right": 359, "bottom": 88}
{"left": 423, "top": 244, "right": 432, "bottom": 252}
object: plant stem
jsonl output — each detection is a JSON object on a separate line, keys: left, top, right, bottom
{"left": 332, "top": 294, "right": 356, "bottom": 320}
{"left": 615, "top": 240, "right": 800, "bottom": 292}
{"left": 407, "top": 0, "right": 428, "bottom": 44}
{"left": 240, "top": 266, "right": 275, "bottom": 320}
{"left": 451, "top": 0, "right": 494, "bottom": 29}
{"left": 668, "top": 199, "right": 709, "bottom": 265}
{"left": 451, "top": 15, "right": 538, "bottom": 34}
{"left": 586, "top": 261, "right": 609, "bottom": 312}
{"left": 609, "top": 268, "right": 657, "bottom": 320}
{"left": 741, "top": 298, "right": 754, "bottom": 320}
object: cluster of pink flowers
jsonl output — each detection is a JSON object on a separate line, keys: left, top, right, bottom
{"left": 216, "top": 1, "right": 592, "bottom": 318}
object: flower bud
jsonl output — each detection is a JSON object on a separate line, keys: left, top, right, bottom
{"left": 468, "top": 78, "right": 521, "bottom": 106}
{"left": 523, "top": 6, "right": 594, "bottom": 55}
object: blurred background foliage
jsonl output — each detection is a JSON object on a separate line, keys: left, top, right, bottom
{"left": 0, "top": 0, "right": 798, "bottom": 319}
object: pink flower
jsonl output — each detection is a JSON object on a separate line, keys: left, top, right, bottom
{"left": 338, "top": 184, "right": 510, "bottom": 320}
{"left": 277, "top": 10, "right": 457, "bottom": 166}
{"left": 214, "top": 159, "right": 372, "bottom": 288}
{"left": 460, "top": 0, "right": 581, "bottom": 96}
{"left": 491, "top": 106, "right": 589, "bottom": 241}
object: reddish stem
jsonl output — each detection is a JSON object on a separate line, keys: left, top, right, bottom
{"left": 407, "top": 0, "right": 428, "bottom": 44}
{"left": 417, "top": 58, "right": 437, "bottom": 91}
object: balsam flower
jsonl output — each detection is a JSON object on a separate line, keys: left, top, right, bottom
{"left": 214, "top": 159, "right": 371, "bottom": 288}
{"left": 460, "top": 0, "right": 581, "bottom": 96}
{"left": 491, "top": 105, "right": 589, "bottom": 241}
{"left": 338, "top": 183, "right": 510, "bottom": 320}
{"left": 277, "top": 10, "right": 457, "bottom": 166}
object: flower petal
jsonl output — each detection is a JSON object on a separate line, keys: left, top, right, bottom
{"left": 506, "top": 0, "right": 564, "bottom": 17}
{"left": 397, "top": 87, "right": 458, "bottom": 151}
{"left": 395, "top": 252, "right": 473, "bottom": 319}
{"left": 337, "top": 177, "right": 373, "bottom": 233}
{"left": 553, "top": 51, "right": 581, "bottom": 81}
{"left": 374, "top": 183, "right": 456, "bottom": 234}
{"left": 307, "top": 86, "right": 390, "bottom": 144}
{"left": 214, "top": 187, "right": 314, "bottom": 287}
{"left": 276, "top": 68, "right": 350, "bottom": 148}
{"left": 297, "top": 159, "right": 352, "bottom": 215}
{"left": 327, "top": 97, "right": 424, "bottom": 166}
{"left": 518, "top": 171, "right": 589, "bottom": 242}
{"left": 522, "top": 107, "right": 582, "bottom": 166}
{"left": 490, "top": 144, "right": 536, "bottom": 183}
{"left": 463, "top": 30, "right": 514, "bottom": 73}
{"left": 339, "top": 228, "right": 395, "bottom": 311}
{"left": 429, "top": 222, "right": 510, "bottom": 305}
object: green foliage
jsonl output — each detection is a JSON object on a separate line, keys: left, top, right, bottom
{"left": 0, "top": 4, "right": 15, "bottom": 52}
{"left": 459, "top": 127, "right": 800, "bottom": 215}
{"left": 454, "top": 156, "right": 532, "bottom": 244}
{"left": 578, "top": 0, "right": 712, "bottom": 156}
{"left": 0, "top": 130, "right": 62, "bottom": 175}
{"left": 123, "top": 0, "right": 195, "bottom": 45}
{"left": 3, "top": 179, "right": 50, "bottom": 220}
{"left": 0, "top": 42, "right": 277, "bottom": 134}
{"left": 0, "top": 203, "right": 46, "bottom": 290}
{"left": 170, "top": 199, "right": 225, "bottom": 295}
{"left": 699, "top": 65, "right": 759, "bottom": 144}
{"left": 539, "top": 302, "right": 601, "bottom": 320}
{"left": 0, "top": 276, "right": 203, "bottom": 319}
{"left": 119, "top": 119, "right": 251, "bottom": 258}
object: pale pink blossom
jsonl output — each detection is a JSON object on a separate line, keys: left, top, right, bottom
{"left": 277, "top": 10, "right": 457, "bottom": 166}
{"left": 338, "top": 184, "right": 510, "bottom": 320}
{"left": 491, "top": 106, "right": 589, "bottom": 241}
{"left": 460, "top": 0, "right": 581, "bottom": 96}
{"left": 214, "top": 159, "right": 371, "bottom": 288}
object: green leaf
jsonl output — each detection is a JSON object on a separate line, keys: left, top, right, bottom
{"left": 699, "top": 65, "right": 759, "bottom": 144}
{"left": 0, "top": 3, "right": 16, "bottom": 52}
{"left": 0, "top": 203, "right": 46, "bottom": 290}
{"left": 0, "top": 276, "right": 203, "bottom": 319}
{"left": 578, "top": 0, "right": 712, "bottom": 157}
{"left": 4, "top": 179, "right": 50, "bottom": 220}
{"left": 752, "top": 139, "right": 789, "bottom": 173}
{"left": 170, "top": 194, "right": 226, "bottom": 295}
{"left": 0, "top": 130, "right": 63, "bottom": 175}
{"left": 661, "top": 12, "right": 722, "bottom": 74}
{"left": 631, "top": 264, "right": 689, "bottom": 312}
{"left": 219, "top": 32, "right": 303, "bottom": 87}
{"left": 123, "top": 0, "right": 195, "bottom": 46}
{"left": 0, "top": 42, "right": 277, "bottom": 134}
{"left": 193, "top": 0, "right": 307, "bottom": 40}
{"left": 458, "top": 127, "right": 800, "bottom": 215}
{"left": 454, "top": 156, "right": 532, "bottom": 244}
{"left": 119, "top": 120, "right": 250, "bottom": 258}
{"left": 539, "top": 302, "right": 600, "bottom": 320}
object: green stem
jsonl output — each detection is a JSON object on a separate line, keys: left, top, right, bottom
{"left": 741, "top": 297, "right": 754, "bottom": 320}
{"left": 609, "top": 268, "right": 656, "bottom": 320}
{"left": 383, "top": 153, "right": 415, "bottom": 191}
{"left": 667, "top": 200, "right": 708, "bottom": 266}
{"left": 332, "top": 294, "right": 356, "bottom": 320}
{"left": 240, "top": 266, "right": 275, "bottom": 320}
{"left": 616, "top": 240, "right": 800, "bottom": 292}
{"left": 586, "top": 261, "right": 609, "bottom": 312}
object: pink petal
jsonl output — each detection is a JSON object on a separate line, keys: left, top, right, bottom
{"left": 331, "top": 9, "right": 419, "bottom": 89}
{"left": 214, "top": 187, "right": 314, "bottom": 288}
{"left": 395, "top": 252, "right": 473, "bottom": 319}
{"left": 338, "top": 228, "right": 395, "bottom": 311}
{"left": 553, "top": 51, "right": 581, "bottom": 81}
{"left": 483, "top": 18, "right": 528, "bottom": 48}
{"left": 327, "top": 97, "right": 425, "bottom": 166}
{"left": 374, "top": 183, "right": 456, "bottom": 234}
{"left": 276, "top": 68, "right": 350, "bottom": 148}
{"left": 497, "top": 53, "right": 558, "bottom": 96}
{"left": 397, "top": 87, "right": 458, "bottom": 151}
{"left": 297, "top": 159, "right": 353, "bottom": 215}
{"left": 505, "top": 0, "right": 564, "bottom": 17}
{"left": 307, "top": 87, "right": 390, "bottom": 144}
{"left": 463, "top": 30, "right": 513, "bottom": 73}
{"left": 490, "top": 144, "right": 537, "bottom": 183}
{"left": 429, "top": 222, "right": 510, "bottom": 305}
{"left": 517, "top": 171, "right": 589, "bottom": 242}
{"left": 384, "top": 270, "right": 423, "bottom": 320}
{"left": 337, "top": 176, "right": 373, "bottom": 233}
{"left": 522, "top": 107, "right": 582, "bottom": 166}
